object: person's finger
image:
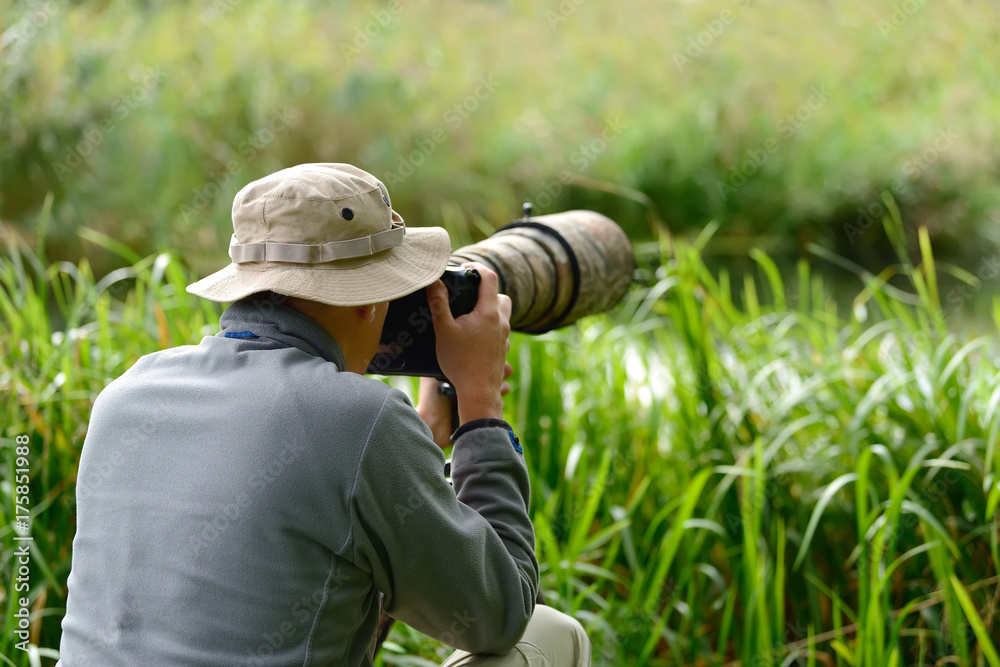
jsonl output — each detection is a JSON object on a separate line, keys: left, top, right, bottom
{"left": 503, "top": 362, "right": 513, "bottom": 380}
{"left": 419, "top": 376, "right": 441, "bottom": 396}
{"left": 497, "top": 294, "right": 512, "bottom": 322}
{"left": 500, "top": 381, "right": 511, "bottom": 396}
{"left": 426, "top": 280, "right": 455, "bottom": 331}
{"left": 461, "top": 262, "right": 499, "bottom": 314}
{"left": 461, "top": 261, "right": 496, "bottom": 281}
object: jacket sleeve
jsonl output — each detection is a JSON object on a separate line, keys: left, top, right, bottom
{"left": 348, "top": 388, "right": 538, "bottom": 654}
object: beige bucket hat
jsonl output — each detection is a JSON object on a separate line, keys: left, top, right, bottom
{"left": 186, "top": 163, "right": 451, "bottom": 306}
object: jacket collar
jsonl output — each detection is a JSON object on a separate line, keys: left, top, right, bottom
{"left": 217, "top": 297, "right": 348, "bottom": 370}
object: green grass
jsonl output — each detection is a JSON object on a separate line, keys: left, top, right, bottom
{"left": 3, "top": 207, "right": 1000, "bottom": 665}
{"left": 2, "top": 0, "right": 1000, "bottom": 273}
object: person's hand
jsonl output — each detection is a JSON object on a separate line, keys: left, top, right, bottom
{"left": 500, "top": 361, "right": 514, "bottom": 396}
{"left": 416, "top": 377, "right": 456, "bottom": 451}
{"left": 416, "top": 363, "right": 515, "bottom": 451}
{"left": 426, "top": 263, "right": 512, "bottom": 425}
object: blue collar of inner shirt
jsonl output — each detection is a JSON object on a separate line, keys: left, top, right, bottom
{"left": 216, "top": 299, "right": 348, "bottom": 370}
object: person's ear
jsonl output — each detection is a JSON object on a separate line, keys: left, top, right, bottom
{"left": 357, "top": 304, "right": 377, "bottom": 322}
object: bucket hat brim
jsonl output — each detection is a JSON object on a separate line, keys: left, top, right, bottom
{"left": 186, "top": 226, "right": 451, "bottom": 307}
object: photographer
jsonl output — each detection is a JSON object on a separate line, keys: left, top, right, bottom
{"left": 57, "top": 163, "right": 590, "bottom": 666}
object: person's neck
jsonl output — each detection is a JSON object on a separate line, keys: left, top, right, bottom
{"left": 283, "top": 296, "right": 378, "bottom": 374}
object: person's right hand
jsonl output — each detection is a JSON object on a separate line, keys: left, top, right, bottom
{"left": 426, "top": 263, "right": 512, "bottom": 425}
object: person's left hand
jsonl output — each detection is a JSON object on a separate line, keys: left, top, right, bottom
{"left": 416, "top": 363, "right": 514, "bottom": 451}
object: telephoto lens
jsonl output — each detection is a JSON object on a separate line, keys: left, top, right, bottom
{"left": 450, "top": 208, "right": 634, "bottom": 333}
{"left": 368, "top": 207, "right": 634, "bottom": 377}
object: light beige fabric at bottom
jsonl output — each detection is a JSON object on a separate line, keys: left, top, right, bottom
{"left": 440, "top": 605, "right": 591, "bottom": 667}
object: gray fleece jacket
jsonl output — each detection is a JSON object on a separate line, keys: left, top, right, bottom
{"left": 57, "top": 298, "right": 538, "bottom": 666}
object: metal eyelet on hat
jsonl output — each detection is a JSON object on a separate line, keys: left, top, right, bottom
{"left": 382, "top": 195, "right": 391, "bottom": 207}
{"left": 341, "top": 208, "right": 354, "bottom": 220}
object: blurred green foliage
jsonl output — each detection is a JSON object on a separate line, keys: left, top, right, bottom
{"left": 5, "top": 2, "right": 1000, "bottom": 663}
{"left": 2, "top": 0, "right": 1000, "bottom": 277}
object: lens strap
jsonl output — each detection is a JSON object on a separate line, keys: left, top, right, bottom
{"left": 494, "top": 221, "right": 582, "bottom": 332}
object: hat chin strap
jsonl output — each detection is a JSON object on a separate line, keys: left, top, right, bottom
{"left": 228, "top": 220, "right": 405, "bottom": 264}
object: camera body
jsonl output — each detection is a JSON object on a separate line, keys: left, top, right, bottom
{"left": 366, "top": 208, "right": 633, "bottom": 380}
{"left": 366, "top": 265, "right": 481, "bottom": 379}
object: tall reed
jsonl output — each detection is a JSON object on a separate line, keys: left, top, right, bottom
{"left": 2, "top": 209, "right": 998, "bottom": 665}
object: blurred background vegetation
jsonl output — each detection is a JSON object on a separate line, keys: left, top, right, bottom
{"left": 2, "top": 0, "right": 999, "bottom": 277}
{"left": 4, "top": 0, "right": 1000, "bottom": 665}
